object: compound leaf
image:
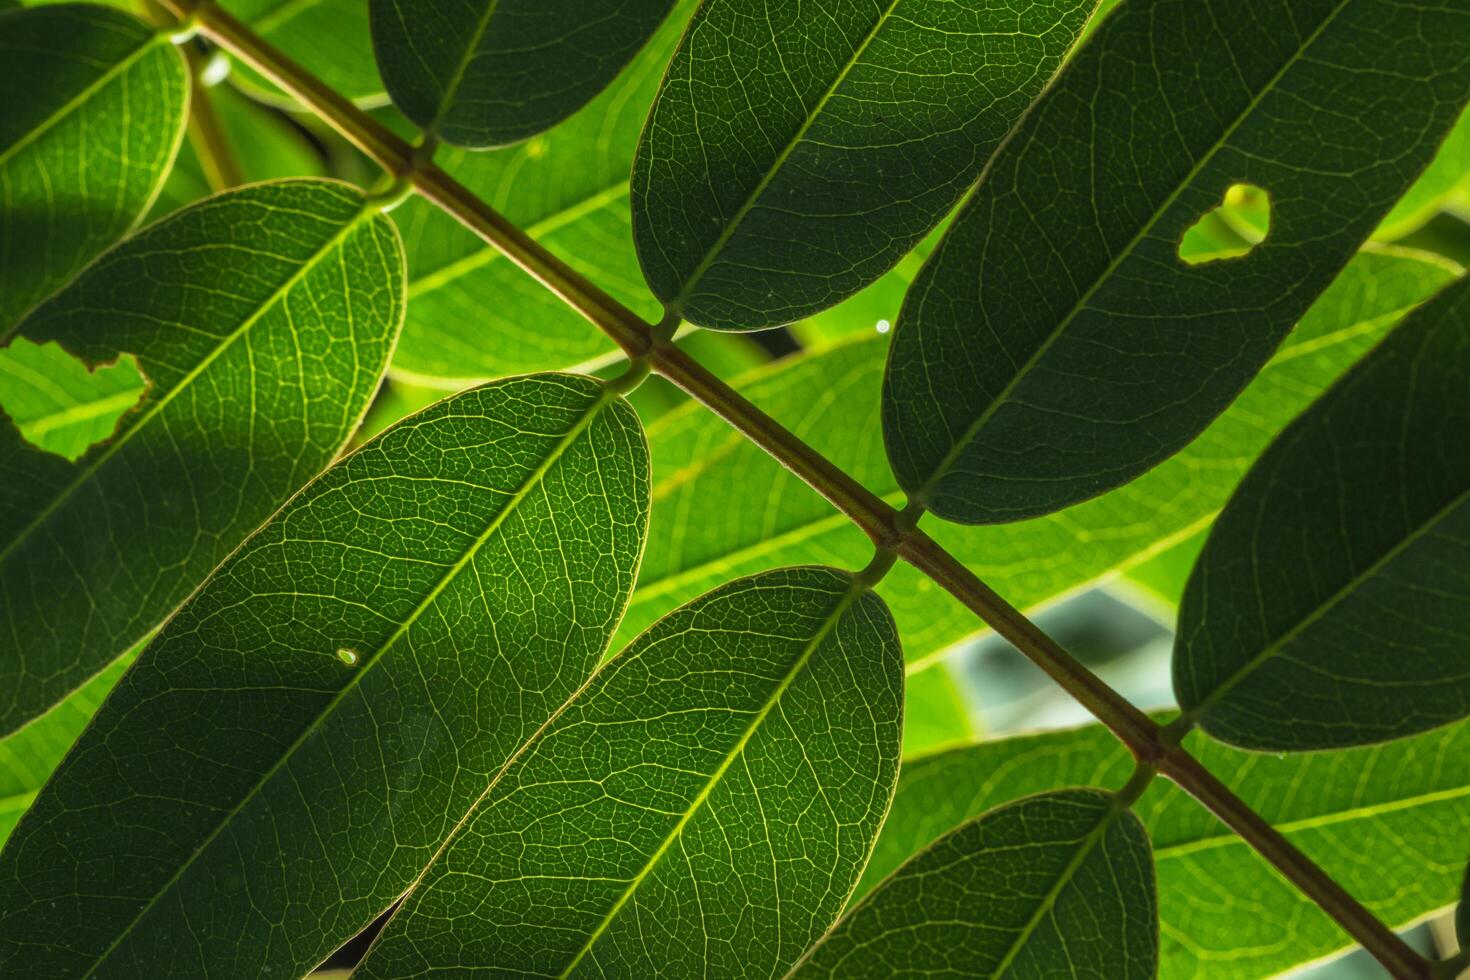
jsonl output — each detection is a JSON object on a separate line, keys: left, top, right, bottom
{"left": 1175, "top": 275, "right": 1470, "bottom": 751}
{"left": 0, "top": 3, "right": 187, "bottom": 331}
{"left": 619, "top": 248, "right": 1457, "bottom": 670}
{"left": 882, "top": 0, "right": 1470, "bottom": 525}
{"left": 633, "top": 0, "right": 1097, "bottom": 331}
{"left": 864, "top": 718, "right": 1470, "bottom": 979}
{"left": 789, "top": 790, "right": 1156, "bottom": 980}
{"left": 0, "top": 374, "right": 649, "bottom": 977}
{"left": 371, "top": 0, "right": 675, "bottom": 147}
{"left": 389, "top": 0, "right": 691, "bottom": 384}
{"left": 358, "top": 566, "right": 902, "bottom": 979}
{"left": 0, "top": 179, "right": 403, "bottom": 734}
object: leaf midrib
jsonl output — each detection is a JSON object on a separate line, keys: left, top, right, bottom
{"left": 0, "top": 198, "right": 376, "bottom": 568}
{"left": 984, "top": 797, "right": 1123, "bottom": 978}
{"left": 1186, "top": 482, "right": 1470, "bottom": 724}
{"left": 666, "top": 0, "right": 903, "bottom": 312}
{"left": 559, "top": 576, "right": 864, "bottom": 977}
{"left": 429, "top": 0, "right": 506, "bottom": 134}
{"left": 0, "top": 31, "right": 164, "bottom": 173}
{"left": 914, "top": 0, "right": 1353, "bottom": 503}
{"left": 81, "top": 380, "right": 617, "bottom": 977}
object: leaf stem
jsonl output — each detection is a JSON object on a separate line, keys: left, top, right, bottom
{"left": 162, "top": 5, "right": 1435, "bottom": 975}
{"left": 182, "top": 46, "right": 243, "bottom": 192}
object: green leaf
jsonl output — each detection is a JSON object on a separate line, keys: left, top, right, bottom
{"left": 0, "top": 179, "right": 403, "bottom": 736}
{"left": 632, "top": 0, "right": 1098, "bottom": 331}
{"left": 0, "top": 3, "right": 187, "bottom": 331}
{"left": 388, "top": 0, "right": 691, "bottom": 384}
{"left": 882, "top": 0, "right": 1470, "bottom": 525}
{"left": 224, "top": 0, "right": 386, "bottom": 107}
{"left": 618, "top": 247, "right": 1458, "bottom": 670}
{"left": 862, "top": 719, "right": 1470, "bottom": 979}
{"left": 1117, "top": 529, "right": 1205, "bottom": 619}
{"left": 789, "top": 789, "right": 1156, "bottom": 980}
{"left": 1460, "top": 863, "right": 1469, "bottom": 953}
{"left": 0, "top": 338, "right": 145, "bottom": 461}
{"left": 1175, "top": 274, "right": 1470, "bottom": 751}
{"left": 358, "top": 566, "right": 903, "bottom": 979}
{"left": 0, "top": 643, "right": 136, "bottom": 848}
{"left": 901, "top": 660, "right": 973, "bottom": 756}
{"left": 1376, "top": 104, "right": 1470, "bottom": 242}
{"left": 371, "top": 0, "right": 675, "bottom": 148}
{"left": 0, "top": 374, "right": 649, "bottom": 977}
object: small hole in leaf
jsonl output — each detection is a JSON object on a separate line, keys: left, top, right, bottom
{"left": 1179, "top": 183, "right": 1271, "bottom": 265}
{"left": 337, "top": 648, "right": 360, "bottom": 666}
{"left": 0, "top": 338, "right": 147, "bottom": 462}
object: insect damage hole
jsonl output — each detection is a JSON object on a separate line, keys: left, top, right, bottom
{"left": 0, "top": 338, "right": 147, "bottom": 462}
{"left": 1178, "top": 183, "right": 1271, "bottom": 265}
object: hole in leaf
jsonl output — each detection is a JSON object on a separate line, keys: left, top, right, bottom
{"left": 0, "top": 338, "right": 147, "bottom": 461}
{"left": 337, "top": 648, "right": 360, "bottom": 666}
{"left": 1179, "top": 183, "right": 1271, "bottom": 265}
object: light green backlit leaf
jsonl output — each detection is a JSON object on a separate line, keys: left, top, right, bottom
{"left": 359, "top": 566, "right": 903, "bottom": 979}
{"left": 0, "top": 3, "right": 187, "bottom": 331}
{"left": 633, "top": 0, "right": 1098, "bottom": 331}
{"left": 371, "top": 0, "right": 674, "bottom": 147}
{"left": 883, "top": 0, "right": 1470, "bottom": 525}
{"left": 388, "top": 0, "right": 693, "bottom": 384}
{"left": 0, "top": 179, "right": 404, "bottom": 736}
{"left": 789, "top": 789, "right": 1156, "bottom": 980}
{"left": 1459, "top": 864, "right": 1469, "bottom": 953}
{"left": 0, "top": 338, "right": 145, "bottom": 461}
{"left": 0, "top": 374, "right": 649, "bottom": 977}
{"left": 0, "top": 642, "right": 136, "bottom": 848}
{"left": 901, "top": 661, "right": 972, "bottom": 756}
{"left": 1376, "top": 105, "right": 1470, "bottom": 242}
{"left": 618, "top": 248, "right": 1458, "bottom": 670}
{"left": 862, "top": 719, "right": 1470, "bottom": 979}
{"left": 225, "top": 0, "right": 385, "bottom": 106}
{"left": 1175, "top": 275, "right": 1470, "bottom": 750}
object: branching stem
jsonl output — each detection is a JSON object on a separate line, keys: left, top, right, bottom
{"left": 158, "top": 3, "right": 1434, "bottom": 975}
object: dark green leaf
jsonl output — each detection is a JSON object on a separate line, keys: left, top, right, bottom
{"left": 882, "top": 0, "right": 1470, "bottom": 525}
{"left": 389, "top": 0, "right": 690, "bottom": 383}
{"left": 1175, "top": 275, "right": 1470, "bottom": 750}
{"left": 618, "top": 248, "right": 1457, "bottom": 670}
{"left": 789, "top": 789, "right": 1156, "bottom": 980}
{"left": 863, "top": 718, "right": 1470, "bottom": 979}
{"left": 632, "top": 0, "right": 1098, "bottom": 331}
{"left": 0, "top": 643, "right": 135, "bottom": 848}
{"left": 358, "top": 566, "right": 903, "bottom": 978}
{"left": 0, "top": 3, "right": 187, "bottom": 331}
{"left": 0, "top": 374, "right": 648, "bottom": 977}
{"left": 371, "top": 0, "right": 674, "bottom": 147}
{"left": 0, "top": 179, "right": 403, "bottom": 736}
{"left": 225, "top": 0, "right": 386, "bottom": 107}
